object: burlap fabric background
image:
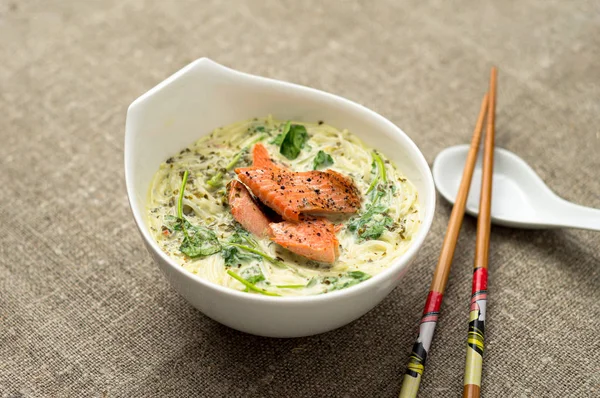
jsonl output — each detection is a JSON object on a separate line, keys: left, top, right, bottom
{"left": 1, "top": 1, "right": 599, "bottom": 397}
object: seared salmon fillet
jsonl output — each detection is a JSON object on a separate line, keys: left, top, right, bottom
{"left": 227, "top": 180, "right": 271, "bottom": 238}
{"left": 235, "top": 166, "right": 361, "bottom": 221}
{"left": 252, "top": 143, "right": 276, "bottom": 168}
{"left": 268, "top": 217, "right": 340, "bottom": 263}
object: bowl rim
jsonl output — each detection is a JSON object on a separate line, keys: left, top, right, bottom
{"left": 125, "top": 57, "right": 436, "bottom": 303}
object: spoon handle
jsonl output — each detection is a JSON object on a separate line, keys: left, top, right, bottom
{"left": 554, "top": 199, "right": 600, "bottom": 231}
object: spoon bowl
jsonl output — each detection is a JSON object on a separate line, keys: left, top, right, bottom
{"left": 433, "top": 145, "right": 600, "bottom": 231}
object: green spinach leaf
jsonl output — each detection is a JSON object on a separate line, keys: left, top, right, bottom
{"left": 279, "top": 123, "right": 309, "bottom": 160}
{"left": 163, "top": 215, "right": 181, "bottom": 232}
{"left": 349, "top": 186, "right": 395, "bottom": 241}
{"left": 221, "top": 229, "right": 262, "bottom": 266}
{"left": 221, "top": 227, "right": 262, "bottom": 267}
{"left": 174, "top": 171, "right": 222, "bottom": 258}
{"left": 240, "top": 265, "right": 265, "bottom": 284}
{"left": 311, "top": 271, "right": 372, "bottom": 293}
{"left": 180, "top": 225, "right": 222, "bottom": 257}
{"left": 227, "top": 243, "right": 288, "bottom": 269}
{"left": 312, "top": 150, "right": 334, "bottom": 170}
{"left": 346, "top": 270, "right": 371, "bottom": 280}
{"left": 223, "top": 227, "right": 293, "bottom": 270}
{"left": 270, "top": 134, "right": 285, "bottom": 145}
{"left": 357, "top": 215, "right": 394, "bottom": 241}
{"left": 351, "top": 151, "right": 397, "bottom": 241}
{"left": 221, "top": 245, "right": 261, "bottom": 266}
{"left": 269, "top": 121, "right": 291, "bottom": 145}
{"left": 228, "top": 229, "right": 259, "bottom": 247}
{"left": 331, "top": 271, "right": 372, "bottom": 290}
{"left": 227, "top": 269, "right": 280, "bottom": 296}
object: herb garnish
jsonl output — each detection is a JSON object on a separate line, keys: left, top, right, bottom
{"left": 348, "top": 188, "right": 394, "bottom": 241}
{"left": 221, "top": 245, "right": 261, "bottom": 266}
{"left": 227, "top": 269, "right": 280, "bottom": 296}
{"left": 313, "top": 150, "right": 334, "bottom": 170}
{"left": 220, "top": 227, "right": 302, "bottom": 274}
{"left": 270, "top": 133, "right": 286, "bottom": 146}
{"left": 272, "top": 121, "right": 309, "bottom": 160}
{"left": 349, "top": 151, "right": 396, "bottom": 241}
{"left": 207, "top": 134, "right": 265, "bottom": 188}
{"left": 269, "top": 120, "right": 291, "bottom": 145}
{"left": 333, "top": 271, "right": 371, "bottom": 290}
{"left": 220, "top": 230, "right": 262, "bottom": 266}
{"left": 240, "top": 265, "right": 266, "bottom": 284}
{"left": 308, "top": 271, "right": 372, "bottom": 293}
{"left": 228, "top": 243, "right": 288, "bottom": 269}
{"left": 176, "top": 171, "right": 222, "bottom": 257}
{"left": 366, "top": 151, "right": 387, "bottom": 194}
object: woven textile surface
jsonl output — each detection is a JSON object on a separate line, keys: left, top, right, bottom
{"left": 1, "top": 1, "right": 599, "bottom": 397}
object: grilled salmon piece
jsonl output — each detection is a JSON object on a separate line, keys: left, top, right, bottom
{"left": 252, "top": 143, "right": 277, "bottom": 168}
{"left": 268, "top": 217, "right": 340, "bottom": 263}
{"left": 227, "top": 180, "right": 271, "bottom": 238}
{"left": 235, "top": 166, "right": 361, "bottom": 221}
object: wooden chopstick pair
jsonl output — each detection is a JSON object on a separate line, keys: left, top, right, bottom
{"left": 399, "top": 67, "right": 498, "bottom": 398}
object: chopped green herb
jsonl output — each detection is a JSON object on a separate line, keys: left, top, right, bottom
{"left": 321, "top": 276, "right": 339, "bottom": 286}
{"left": 175, "top": 171, "right": 222, "bottom": 257}
{"left": 270, "top": 134, "right": 285, "bottom": 145}
{"left": 310, "top": 271, "right": 372, "bottom": 293}
{"left": 228, "top": 243, "right": 287, "bottom": 269}
{"left": 228, "top": 229, "right": 259, "bottom": 247}
{"left": 313, "top": 150, "right": 334, "bottom": 170}
{"left": 206, "top": 174, "right": 224, "bottom": 189}
{"left": 163, "top": 215, "right": 180, "bottom": 232}
{"left": 220, "top": 229, "right": 262, "bottom": 266}
{"left": 225, "top": 150, "right": 246, "bottom": 170}
{"left": 279, "top": 123, "right": 309, "bottom": 160}
{"left": 349, "top": 187, "right": 395, "bottom": 241}
{"left": 347, "top": 270, "right": 371, "bottom": 280}
{"left": 374, "top": 151, "right": 387, "bottom": 183}
{"left": 221, "top": 228, "right": 305, "bottom": 276}
{"left": 240, "top": 266, "right": 265, "bottom": 284}
{"left": 221, "top": 245, "right": 261, "bottom": 266}
{"left": 356, "top": 215, "right": 394, "bottom": 241}
{"left": 353, "top": 151, "right": 396, "bottom": 241}
{"left": 227, "top": 269, "right": 280, "bottom": 296}
{"left": 331, "top": 271, "right": 371, "bottom": 290}
{"left": 269, "top": 121, "right": 290, "bottom": 145}
{"left": 207, "top": 134, "right": 265, "bottom": 188}
{"left": 366, "top": 151, "right": 387, "bottom": 194}
{"left": 180, "top": 225, "right": 222, "bottom": 257}
{"left": 177, "top": 171, "right": 189, "bottom": 219}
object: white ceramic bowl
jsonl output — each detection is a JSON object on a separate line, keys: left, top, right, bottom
{"left": 125, "top": 58, "right": 436, "bottom": 338}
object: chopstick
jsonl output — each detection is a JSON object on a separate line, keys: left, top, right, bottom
{"left": 399, "top": 93, "right": 489, "bottom": 398}
{"left": 463, "top": 66, "right": 497, "bottom": 398}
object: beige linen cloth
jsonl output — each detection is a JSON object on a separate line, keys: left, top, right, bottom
{"left": 1, "top": 1, "right": 599, "bottom": 397}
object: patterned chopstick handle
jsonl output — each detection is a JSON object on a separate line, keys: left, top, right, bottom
{"left": 399, "top": 291, "right": 443, "bottom": 398}
{"left": 463, "top": 267, "right": 488, "bottom": 398}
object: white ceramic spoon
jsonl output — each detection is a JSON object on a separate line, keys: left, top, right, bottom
{"left": 433, "top": 145, "right": 600, "bottom": 231}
